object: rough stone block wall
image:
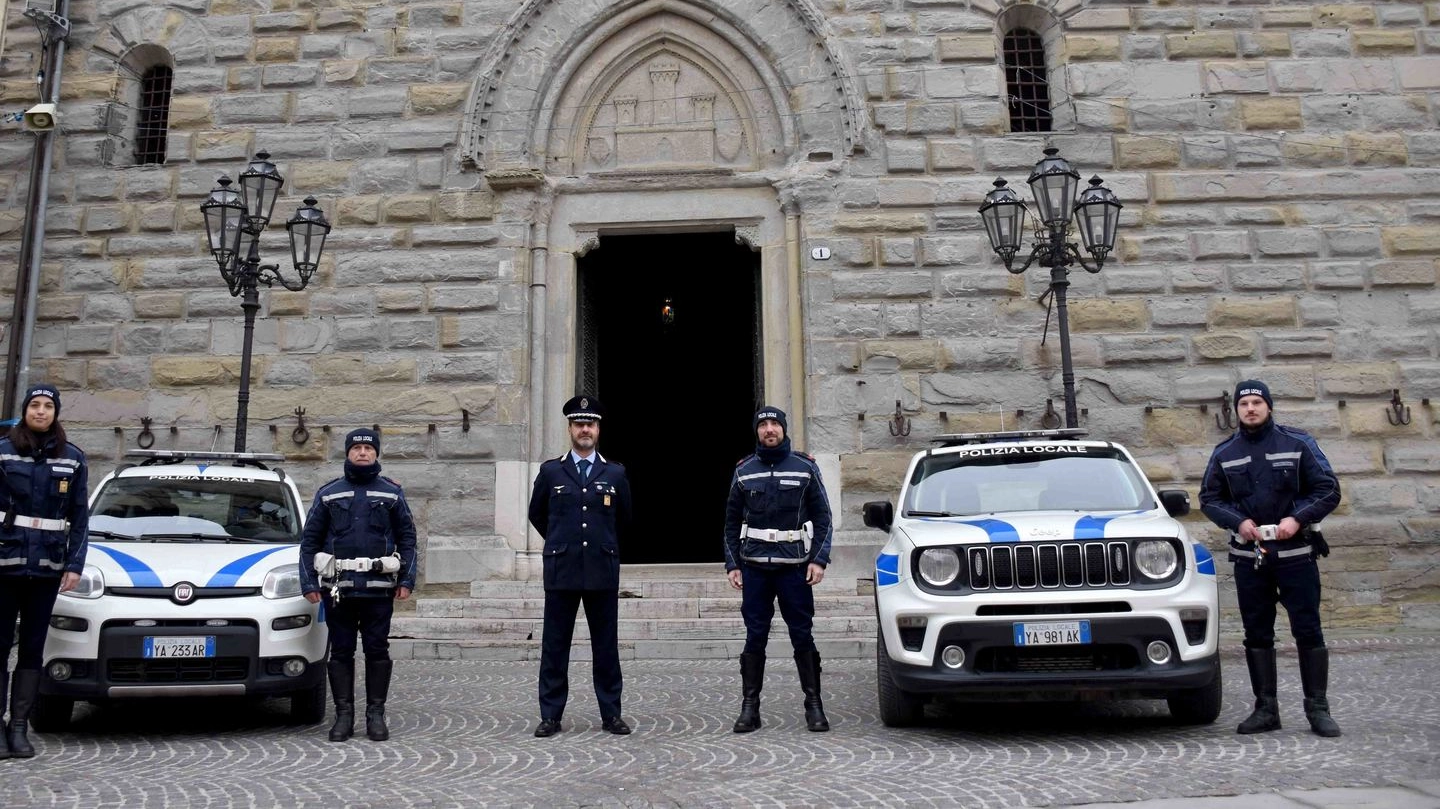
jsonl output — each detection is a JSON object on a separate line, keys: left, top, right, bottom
{"left": 0, "top": 0, "right": 1434, "bottom": 627}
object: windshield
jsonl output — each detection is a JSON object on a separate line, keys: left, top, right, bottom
{"left": 904, "top": 446, "right": 1155, "bottom": 516}
{"left": 90, "top": 473, "right": 301, "bottom": 543}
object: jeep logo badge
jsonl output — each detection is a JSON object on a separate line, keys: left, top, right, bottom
{"left": 172, "top": 582, "right": 196, "bottom": 605}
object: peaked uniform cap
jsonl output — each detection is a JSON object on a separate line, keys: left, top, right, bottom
{"left": 563, "top": 395, "right": 605, "bottom": 422}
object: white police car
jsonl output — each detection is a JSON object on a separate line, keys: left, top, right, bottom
{"left": 35, "top": 450, "right": 327, "bottom": 729}
{"left": 864, "top": 429, "right": 1221, "bottom": 727}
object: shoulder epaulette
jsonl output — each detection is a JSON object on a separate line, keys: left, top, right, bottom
{"left": 382, "top": 476, "right": 403, "bottom": 489}
{"left": 736, "top": 454, "right": 754, "bottom": 467}
{"left": 795, "top": 450, "right": 814, "bottom": 461}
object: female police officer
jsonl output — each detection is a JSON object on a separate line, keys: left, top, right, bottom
{"left": 0, "top": 384, "right": 89, "bottom": 759}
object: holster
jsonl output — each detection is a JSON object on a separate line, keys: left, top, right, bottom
{"left": 1307, "top": 529, "right": 1330, "bottom": 558}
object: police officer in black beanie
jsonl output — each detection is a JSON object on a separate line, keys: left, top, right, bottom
{"left": 300, "top": 428, "right": 418, "bottom": 742}
{"left": 723, "top": 405, "right": 834, "bottom": 732}
{"left": 1200, "top": 380, "right": 1343, "bottom": 737}
{"left": 0, "top": 384, "right": 88, "bottom": 759}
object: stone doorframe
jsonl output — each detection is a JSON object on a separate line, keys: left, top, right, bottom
{"left": 494, "top": 183, "right": 807, "bottom": 579}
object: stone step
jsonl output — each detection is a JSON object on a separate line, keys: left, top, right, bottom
{"left": 465, "top": 577, "right": 867, "bottom": 599}
{"left": 415, "top": 595, "right": 876, "bottom": 620}
{"left": 390, "top": 637, "right": 878, "bottom": 661}
{"left": 390, "top": 614, "right": 877, "bottom": 642}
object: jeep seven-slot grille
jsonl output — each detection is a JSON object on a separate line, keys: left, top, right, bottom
{"left": 967, "top": 542, "right": 1131, "bottom": 590}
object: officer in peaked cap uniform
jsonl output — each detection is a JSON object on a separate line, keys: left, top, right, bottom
{"left": 300, "top": 428, "right": 419, "bottom": 743}
{"left": 723, "top": 405, "right": 834, "bottom": 733}
{"left": 527, "top": 395, "right": 634, "bottom": 737}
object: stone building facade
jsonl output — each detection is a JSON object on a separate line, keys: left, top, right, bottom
{"left": 0, "top": 0, "right": 1437, "bottom": 628}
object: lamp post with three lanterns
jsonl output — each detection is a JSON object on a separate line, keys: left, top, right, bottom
{"left": 200, "top": 151, "right": 332, "bottom": 452}
{"left": 978, "top": 147, "right": 1123, "bottom": 430}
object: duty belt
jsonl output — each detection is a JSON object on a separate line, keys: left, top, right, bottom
{"left": 0, "top": 511, "right": 68, "bottom": 532}
{"left": 1228, "top": 540, "right": 1313, "bottom": 560}
{"left": 739, "top": 522, "right": 812, "bottom": 565}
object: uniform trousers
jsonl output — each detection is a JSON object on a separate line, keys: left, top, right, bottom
{"left": 1233, "top": 555, "right": 1325, "bottom": 651}
{"left": 538, "top": 589, "right": 621, "bottom": 721}
{"left": 0, "top": 575, "right": 62, "bottom": 669}
{"left": 325, "top": 595, "right": 394, "bottom": 663}
{"left": 739, "top": 564, "right": 815, "bottom": 656}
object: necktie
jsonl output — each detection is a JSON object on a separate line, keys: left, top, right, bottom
{"left": 577, "top": 459, "right": 591, "bottom": 480}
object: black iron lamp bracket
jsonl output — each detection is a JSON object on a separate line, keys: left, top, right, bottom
{"left": 888, "top": 400, "right": 911, "bottom": 437}
{"left": 1386, "top": 389, "right": 1412, "bottom": 426}
{"left": 1215, "top": 391, "right": 1235, "bottom": 430}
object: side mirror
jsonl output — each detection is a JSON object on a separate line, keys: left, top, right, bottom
{"left": 1158, "top": 489, "right": 1191, "bottom": 518}
{"left": 862, "top": 500, "right": 894, "bottom": 532}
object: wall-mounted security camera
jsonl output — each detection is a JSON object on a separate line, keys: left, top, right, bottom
{"left": 23, "top": 103, "right": 58, "bottom": 131}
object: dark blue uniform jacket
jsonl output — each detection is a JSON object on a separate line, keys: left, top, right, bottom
{"left": 0, "top": 435, "right": 89, "bottom": 578}
{"left": 300, "top": 474, "right": 418, "bottom": 598}
{"left": 724, "top": 450, "right": 833, "bottom": 571}
{"left": 528, "top": 453, "right": 632, "bottom": 591}
{"left": 1199, "top": 419, "right": 1340, "bottom": 534}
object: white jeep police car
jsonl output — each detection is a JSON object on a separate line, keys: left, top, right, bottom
{"left": 35, "top": 450, "right": 327, "bottom": 729}
{"left": 864, "top": 429, "right": 1221, "bottom": 727}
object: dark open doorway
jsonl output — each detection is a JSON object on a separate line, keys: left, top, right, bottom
{"left": 577, "top": 231, "right": 762, "bottom": 564}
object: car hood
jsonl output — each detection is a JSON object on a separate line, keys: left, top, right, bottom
{"left": 87, "top": 541, "right": 298, "bottom": 588}
{"left": 898, "top": 510, "right": 1181, "bottom": 547}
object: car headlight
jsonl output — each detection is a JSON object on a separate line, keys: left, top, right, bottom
{"left": 917, "top": 548, "right": 961, "bottom": 587}
{"left": 262, "top": 564, "right": 304, "bottom": 599}
{"left": 1134, "top": 540, "right": 1178, "bottom": 580}
{"left": 61, "top": 565, "right": 105, "bottom": 599}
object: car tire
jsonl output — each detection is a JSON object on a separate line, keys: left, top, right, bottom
{"left": 289, "top": 672, "right": 328, "bottom": 725}
{"left": 1167, "top": 666, "right": 1223, "bottom": 725}
{"left": 876, "top": 632, "right": 925, "bottom": 727}
{"left": 31, "top": 693, "right": 75, "bottom": 732}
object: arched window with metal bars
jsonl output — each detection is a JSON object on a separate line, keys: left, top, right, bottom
{"left": 134, "top": 64, "right": 172, "bottom": 165}
{"left": 1003, "top": 27, "right": 1052, "bottom": 133}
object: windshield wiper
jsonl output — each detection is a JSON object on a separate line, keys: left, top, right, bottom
{"left": 88, "top": 529, "right": 139, "bottom": 541}
{"left": 906, "top": 510, "right": 957, "bottom": 517}
{"left": 138, "top": 533, "right": 267, "bottom": 544}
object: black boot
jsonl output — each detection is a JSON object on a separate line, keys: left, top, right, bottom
{"left": 1236, "top": 647, "right": 1281, "bottom": 735}
{"left": 1299, "top": 646, "right": 1341, "bottom": 738}
{"left": 8, "top": 669, "right": 40, "bottom": 758}
{"left": 364, "top": 659, "right": 392, "bottom": 742}
{"left": 732, "top": 653, "right": 764, "bottom": 733}
{"left": 327, "top": 660, "right": 355, "bottom": 742}
{"left": 0, "top": 670, "right": 11, "bottom": 760}
{"left": 795, "top": 649, "right": 830, "bottom": 732}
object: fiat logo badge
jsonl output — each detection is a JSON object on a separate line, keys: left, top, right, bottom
{"left": 172, "top": 582, "right": 196, "bottom": 605}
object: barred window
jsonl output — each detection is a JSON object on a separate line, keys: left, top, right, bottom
{"left": 134, "top": 65, "right": 172, "bottom": 165}
{"left": 1003, "top": 28, "right": 1052, "bottom": 133}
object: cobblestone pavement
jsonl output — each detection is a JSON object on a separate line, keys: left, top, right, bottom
{"left": 2, "top": 635, "right": 1437, "bottom": 809}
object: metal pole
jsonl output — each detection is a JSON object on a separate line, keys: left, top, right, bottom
{"left": 1048, "top": 225, "right": 1078, "bottom": 429}
{"left": 5, "top": 0, "right": 67, "bottom": 418}
{"left": 233, "top": 240, "right": 262, "bottom": 453}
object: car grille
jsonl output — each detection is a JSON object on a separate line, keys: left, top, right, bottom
{"left": 107, "top": 587, "right": 261, "bottom": 599}
{"left": 108, "top": 658, "right": 250, "bottom": 684}
{"left": 967, "top": 542, "right": 1131, "bottom": 590}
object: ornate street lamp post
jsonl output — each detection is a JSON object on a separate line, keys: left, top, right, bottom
{"left": 978, "top": 147, "right": 1122, "bottom": 429}
{"left": 200, "top": 151, "right": 331, "bottom": 452}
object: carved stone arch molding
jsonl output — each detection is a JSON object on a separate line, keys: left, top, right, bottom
{"left": 463, "top": 0, "right": 864, "bottom": 174}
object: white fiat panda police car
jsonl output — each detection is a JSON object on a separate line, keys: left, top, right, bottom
{"left": 35, "top": 450, "right": 327, "bottom": 729}
{"left": 864, "top": 429, "right": 1221, "bottom": 727}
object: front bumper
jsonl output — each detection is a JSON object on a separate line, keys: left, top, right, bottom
{"left": 885, "top": 615, "right": 1220, "bottom": 699}
{"left": 42, "top": 592, "right": 327, "bottom": 701}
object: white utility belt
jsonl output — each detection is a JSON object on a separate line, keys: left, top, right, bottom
{"left": 740, "top": 521, "right": 813, "bottom": 565}
{"left": 1228, "top": 540, "right": 1313, "bottom": 560}
{"left": 0, "top": 511, "right": 68, "bottom": 532}
{"left": 314, "top": 551, "right": 401, "bottom": 578}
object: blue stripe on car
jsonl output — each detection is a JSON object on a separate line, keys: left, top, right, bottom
{"left": 876, "top": 552, "right": 900, "bottom": 586}
{"left": 1194, "top": 543, "right": 1215, "bottom": 576}
{"left": 89, "top": 545, "right": 164, "bottom": 587}
{"left": 958, "top": 519, "right": 1020, "bottom": 543}
{"left": 1073, "top": 511, "right": 1147, "bottom": 539}
{"left": 207, "top": 546, "right": 292, "bottom": 586}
